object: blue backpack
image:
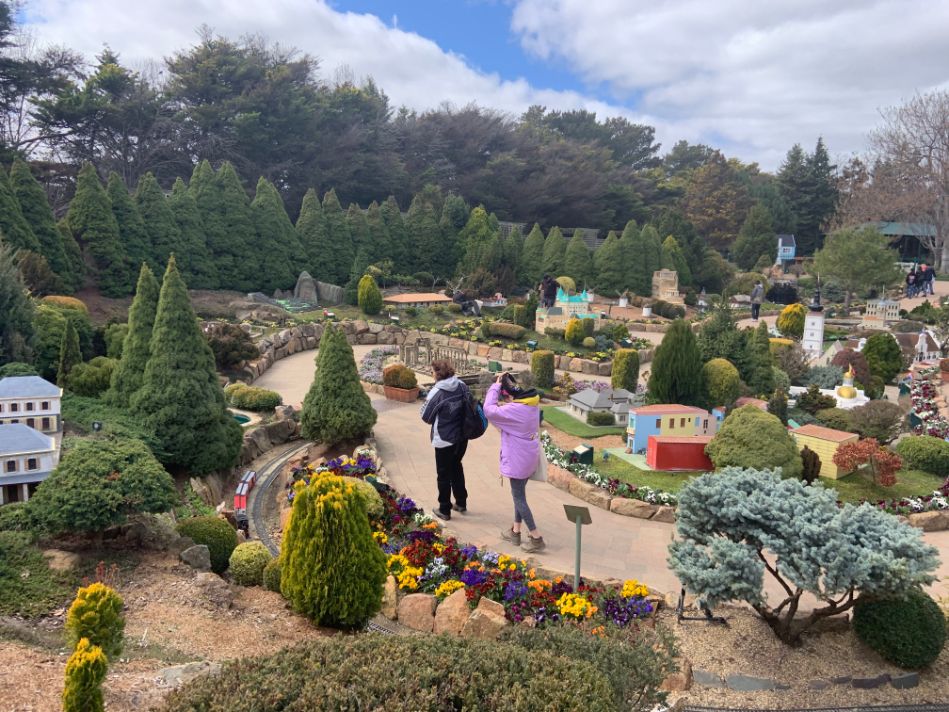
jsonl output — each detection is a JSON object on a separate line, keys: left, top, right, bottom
{"left": 463, "top": 390, "right": 488, "bottom": 440}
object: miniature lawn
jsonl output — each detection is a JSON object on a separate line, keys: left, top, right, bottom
{"left": 824, "top": 468, "right": 945, "bottom": 503}
{"left": 541, "top": 405, "right": 626, "bottom": 438}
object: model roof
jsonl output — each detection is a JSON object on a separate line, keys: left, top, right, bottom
{"left": 569, "top": 388, "right": 633, "bottom": 410}
{"left": 777, "top": 234, "right": 796, "bottom": 247}
{"left": 650, "top": 435, "right": 714, "bottom": 445}
{"left": 792, "top": 424, "right": 857, "bottom": 443}
{"left": 0, "top": 375, "right": 60, "bottom": 399}
{"left": 633, "top": 404, "right": 707, "bottom": 415}
{"left": 0, "top": 423, "right": 54, "bottom": 455}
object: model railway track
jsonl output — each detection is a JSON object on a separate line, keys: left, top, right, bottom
{"left": 249, "top": 442, "right": 310, "bottom": 557}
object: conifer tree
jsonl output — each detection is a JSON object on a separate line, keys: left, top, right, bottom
{"left": 641, "top": 225, "right": 663, "bottom": 284}
{"left": 57, "top": 220, "right": 86, "bottom": 291}
{"left": 0, "top": 165, "right": 39, "bottom": 253}
{"left": 381, "top": 195, "right": 409, "bottom": 272}
{"left": 169, "top": 178, "right": 217, "bottom": 289}
{"left": 593, "top": 230, "right": 624, "bottom": 294}
{"left": 107, "top": 172, "right": 152, "bottom": 273}
{"left": 132, "top": 256, "right": 242, "bottom": 474}
{"left": 618, "top": 220, "right": 648, "bottom": 295}
{"left": 542, "top": 226, "right": 567, "bottom": 277}
{"left": 0, "top": 238, "right": 35, "bottom": 364}
{"left": 66, "top": 163, "right": 130, "bottom": 296}
{"left": 300, "top": 323, "right": 377, "bottom": 444}
{"left": 437, "top": 193, "right": 469, "bottom": 278}
{"left": 322, "top": 189, "right": 354, "bottom": 284}
{"left": 135, "top": 172, "right": 182, "bottom": 270}
{"left": 646, "top": 319, "right": 704, "bottom": 406}
{"left": 507, "top": 225, "right": 525, "bottom": 284}
{"left": 357, "top": 274, "right": 383, "bottom": 315}
{"left": 563, "top": 231, "right": 594, "bottom": 288}
{"left": 214, "top": 163, "right": 259, "bottom": 291}
{"left": 660, "top": 235, "right": 693, "bottom": 286}
{"left": 457, "top": 206, "right": 500, "bottom": 277}
{"left": 521, "top": 223, "right": 546, "bottom": 286}
{"left": 732, "top": 203, "right": 776, "bottom": 270}
{"left": 250, "top": 177, "right": 298, "bottom": 291}
{"left": 62, "top": 637, "right": 107, "bottom": 712}
{"left": 747, "top": 320, "right": 776, "bottom": 395}
{"left": 10, "top": 160, "right": 70, "bottom": 284}
{"left": 57, "top": 318, "right": 81, "bottom": 387}
{"left": 346, "top": 202, "right": 370, "bottom": 253}
{"left": 365, "top": 200, "right": 390, "bottom": 265}
{"left": 106, "top": 263, "right": 159, "bottom": 409}
{"left": 295, "top": 188, "right": 329, "bottom": 278}
{"left": 405, "top": 193, "right": 441, "bottom": 274}
{"left": 344, "top": 248, "right": 370, "bottom": 305}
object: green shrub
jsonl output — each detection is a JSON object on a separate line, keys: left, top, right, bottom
{"left": 544, "top": 326, "right": 566, "bottom": 339}
{"left": 0, "top": 361, "right": 38, "bottom": 377}
{"left": 161, "top": 635, "right": 617, "bottom": 712}
{"left": 895, "top": 436, "right": 949, "bottom": 477}
{"left": 511, "top": 304, "right": 526, "bottom": 326}
{"left": 404, "top": 306, "right": 417, "bottom": 317}
{"left": 224, "top": 383, "right": 283, "bottom": 411}
{"left": 702, "top": 358, "right": 740, "bottom": 408}
{"left": 0, "top": 502, "right": 34, "bottom": 532}
{"left": 815, "top": 408, "right": 853, "bottom": 432}
{"left": 280, "top": 476, "right": 386, "bottom": 628}
{"left": 382, "top": 363, "right": 418, "bottom": 389}
{"left": 608, "top": 322, "right": 630, "bottom": 342}
{"left": 611, "top": 349, "right": 640, "bottom": 391}
{"left": 176, "top": 516, "right": 238, "bottom": 574}
{"left": 849, "top": 400, "right": 903, "bottom": 443}
{"left": 66, "top": 583, "right": 125, "bottom": 659}
{"left": 0, "top": 531, "right": 76, "bottom": 617}
{"left": 587, "top": 411, "right": 616, "bottom": 426}
{"left": 531, "top": 350, "right": 555, "bottom": 389}
{"left": 651, "top": 300, "right": 686, "bottom": 319}
{"left": 800, "top": 445, "right": 821, "bottom": 485}
{"left": 487, "top": 321, "right": 527, "bottom": 340}
{"left": 565, "top": 317, "right": 585, "bottom": 345}
{"left": 349, "top": 478, "right": 384, "bottom": 518}
{"left": 806, "top": 365, "right": 843, "bottom": 389}
{"left": 228, "top": 541, "right": 273, "bottom": 587}
{"left": 853, "top": 589, "right": 947, "bottom": 669}
{"left": 63, "top": 638, "right": 107, "bottom": 712}
{"left": 797, "top": 384, "right": 836, "bottom": 414}
{"left": 707, "top": 406, "right": 802, "bottom": 478}
{"left": 447, "top": 302, "right": 462, "bottom": 313}
{"left": 777, "top": 303, "right": 806, "bottom": 339}
{"left": 582, "top": 336, "right": 596, "bottom": 349}
{"left": 66, "top": 357, "right": 116, "bottom": 397}
{"left": 428, "top": 304, "right": 445, "bottom": 316}
{"left": 582, "top": 318, "right": 595, "bottom": 337}
{"left": 262, "top": 558, "right": 282, "bottom": 593}
{"left": 357, "top": 274, "right": 382, "bottom": 315}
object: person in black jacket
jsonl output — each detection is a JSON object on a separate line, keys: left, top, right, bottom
{"left": 420, "top": 359, "right": 471, "bottom": 520}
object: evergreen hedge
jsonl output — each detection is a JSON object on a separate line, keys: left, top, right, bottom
{"left": 853, "top": 589, "right": 946, "bottom": 669}
{"left": 224, "top": 383, "right": 283, "bottom": 411}
{"left": 228, "top": 541, "right": 273, "bottom": 587}
{"left": 587, "top": 411, "right": 616, "bottom": 426}
{"left": 486, "top": 321, "right": 527, "bottom": 340}
{"left": 531, "top": 350, "right": 555, "bottom": 389}
{"left": 176, "top": 516, "right": 238, "bottom": 575}
{"left": 895, "top": 436, "right": 949, "bottom": 477}
{"left": 611, "top": 349, "right": 640, "bottom": 391}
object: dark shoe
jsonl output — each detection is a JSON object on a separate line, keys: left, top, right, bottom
{"left": 500, "top": 528, "right": 521, "bottom": 546}
{"left": 521, "top": 536, "right": 546, "bottom": 553}
{"left": 452, "top": 504, "right": 467, "bottom": 514}
{"left": 433, "top": 508, "right": 451, "bottom": 521}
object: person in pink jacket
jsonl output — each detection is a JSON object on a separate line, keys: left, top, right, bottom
{"left": 483, "top": 373, "right": 545, "bottom": 553}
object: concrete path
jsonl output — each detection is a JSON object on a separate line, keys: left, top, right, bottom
{"left": 259, "top": 346, "right": 949, "bottom": 600}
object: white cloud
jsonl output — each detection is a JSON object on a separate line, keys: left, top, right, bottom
{"left": 510, "top": 0, "right": 949, "bottom": 168}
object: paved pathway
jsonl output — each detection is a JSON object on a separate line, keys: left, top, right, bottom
{"left": 260, "top": 347, "right": 949, "bottom": 601}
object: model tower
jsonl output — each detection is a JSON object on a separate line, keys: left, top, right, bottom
{"left": 802, "top": 281, "right": 825, "bottom": 360}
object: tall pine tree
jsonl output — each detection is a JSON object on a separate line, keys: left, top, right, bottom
{"left": 322, "top": 189, "right": 353, "bottom": 285}
{"left": 0, "top": 238, "right": 34, "bottom": 364}
{"left": 594, "top": 230, "right": 625, "bottom": 294}
{"left": 542, "top": 226, "right": 567, "bottom": 277}
{"left": 437, "top": 194, "right": 469, "bottom": 278}
{"left": 381, "top": 195, "right": 409, "bottom": 273}
{"left": 646, "top": 319, "right": 704, "bottom": 406}
{"left": 250, "top": 177, "right": 299, "bottom": 291}
{"left": 405, "top": 192, "right": 441, "bottom": 274}
{"left": 619, "top": 220, "right": 649, "bottom": 295}
{"left": 108, "top": 172, "right": 152, "bottom": 273}
{"left": 56, "top": 220, "right": 85, "bottom": 291}
{"left": 365, "top": 200, "right": 390, "bottom": 266}
{"left": 66, "top": 163, "right": 130, "bottom": 297}
{"left": 214, "top": 163, "right": 259, "bottom": 291}
{"left": 56, "top": 318, "right": 81, "bottom": 387}
{"left": 521, "top": 223, "right": 546, "bottom": 286}
{"left": 563, "top": 231, "right": 594, "bottom": 288}
{"left": 0, "top": 165, "right": 39, "bottom": 253}
{"left": 295, "top": 188, "right": 329, "bottom": 279}
{"left": 731, "top": 203, "right": 776, "bottom": 270}
{"left": 10, "top": 160, "right": 70, "bottom": 286}
{"left": 135, "top": 172, "right": 182, "bottom": 270}
{"left": 747, "top": 321, "right": 776, "bottom": 396}
{"left": 641, "top": 225, "right": 663, "bottom": 286}
{"left": 660, "top": 235, "right": 693, "bottom": 286}
{"left": 457, "top": 206, "right": 501, "bottom": 277}
{"left": 132, "top": 256, "right": 242, "bottom": 474}
{"left": 346, "top": 203, "right": 370, "bottom": 254}
{"left": 169, "top": 177, "right": 216, "bottom": 289}
{"left": 106, "top": 263, "right": 159, "bottom": 409}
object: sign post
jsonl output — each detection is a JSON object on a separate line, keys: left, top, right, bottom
{"left": 563, "top": 504, "right": 592, "bottom": 592}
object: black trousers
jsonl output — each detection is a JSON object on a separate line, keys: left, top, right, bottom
{"left": 434, "top": 440, "right": 468, "bottom": 515}
{"left": 751, "top": 303, "right": 761, "bottom": 320}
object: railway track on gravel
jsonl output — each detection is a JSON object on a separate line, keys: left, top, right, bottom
{"left": 248, "top": 442, "right": 310, "bottom": 557}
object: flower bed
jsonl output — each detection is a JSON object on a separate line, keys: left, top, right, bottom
{"left": 357, "top": 346, "right": 399, "bottom": 384}
{"left": 288, "top": 452, "right": 655, "bottom": 629}
{"left": 857, "top": 480, "right": 949, "bottom": 516}
{"left": 541, "top": 432, "right": 678, "bottom": 507}
{"left": 909, "top": 368, "right": 949, "bottom": 438}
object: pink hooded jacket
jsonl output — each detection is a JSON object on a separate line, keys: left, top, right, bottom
{"left": 483, "top": 383, "right": 541, "bottom": 479}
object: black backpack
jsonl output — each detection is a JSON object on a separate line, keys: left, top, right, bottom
{"left": 462, "top": 389, "right": 488, "bottom": 440}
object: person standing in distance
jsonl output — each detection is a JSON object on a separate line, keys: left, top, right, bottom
{"left": 420, "top": 359, "right": 470, "bottom": 520}
{"left": 750, "top": 280, "right": 764, "bottom": 321}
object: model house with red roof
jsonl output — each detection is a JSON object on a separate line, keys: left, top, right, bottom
{"left": 626, "top": 404, "right": 725, "bottom": 454}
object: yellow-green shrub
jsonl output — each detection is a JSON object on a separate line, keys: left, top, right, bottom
{"left": 486, "top": 321, "right": 527, "bottom": 340}
{"left": 65, "top": 583, "right": 125, "bottom": 660}
{"left": 176, "top": 516, "right": 238, "bottom": 574}
{"left": 262, "top": 558, "right": 282, "bottom": 593}
{"left": 382, "top": 363, "right": 417, "bottom": 389}
{"left": 611, "top": 349, "right": 640, "bottom": 391}
{"left": 777, "top": 303, "right": 806, "bottom": 339}
{"left": 224, "top": 383, "right": 283, "bottom": 411}
{"left": 41, "top": 295, "right": 88, "bottom": 313}
{"left": 228, "top": 541, "right": 273, "bottom": 587}
{"left": 63, "top": 638, "right": 107, "bottom": 712}
{"left": 531, "top": 350, "right": 555, "bottom": 389}
{"left": 565, "top": 318, "right": 585, "bottom": 346}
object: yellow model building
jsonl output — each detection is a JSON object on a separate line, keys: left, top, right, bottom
{"left": 790, "top": 424, "right": 859, "bottom": 479}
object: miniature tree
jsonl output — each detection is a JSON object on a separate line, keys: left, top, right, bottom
{"left": 776, "top": 303, "right": 806, "bottom": 339}
{"left": 280, "top": 475, "right": 387, "bottom": 628}
{"left": 169, "top": 177, "right": 217, "bottom": 289}
{"left": 863, "top": 332, "right": 905, "bottom": 383}
{"left": 668, "top": 468, "right": 939, "bottom": 645}
{"left": 106, "top": 263, "right": 159, "bottom": 408}
{"left": 229, "top": 541, "right": 274, "bottom": 587}
{"left": 563, "top": 231, "right": 593, "bottom": 287}
{"left": 564, "top": 317, "right": 585, "bottom": 346}
{"left": 56, "top": 318, "right": 81, "bottom": 387}
{"left": 65, "top": 583, "right": 125, "bottom": 659}
{"left": 542, "top": 226, "right": 567, "bottom": 277}
{"left": 848, "top": 400, "right": 903, "bottom": 443}
{"left": 833, "top": 438, "right": 902, "bottom": 487}
{"left": 702, "top": 358, "right": 740, "bottom": 409}
{"left": 706, "top": 406, "right": 802, "bottom": 478}
{"left": 767, "top": 388, "right": 788, "bottom": 425}
{"left": 746, "top": 321, "right": 775, "bottom": 395}
{"left": 301, "top": 324, "right": 377, "bottom": 444}
{"left": 10, "top": 159, "right": 71, "bottom": 285}
{"left": 531, "top": 350, "right": 555, "bottom": 389}
{"left": 805, "top": 365, "right": 843, "bottom": 389}
{"left": 800, "top": 445, "right": 821, "bottom": 484}
{"left": 611, "top": 349, "right": 640, "bottom": 391}
{"left": 357, "top": 274, "right": 383, "bottom": 315}
{"left": 62, "top": 638, "right": 108, "bottom": 712}
{"left": 797, "top": 384, "right": 836, "bottom": 414}
{"left": 646, "top": 319, "right": 704, "bottom": 406}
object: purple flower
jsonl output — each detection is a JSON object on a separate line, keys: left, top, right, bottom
{"left": 460, "top": 545, "right": 479, "bottom": 560}
{"left": 503, "top": 580, "right": 528, "bottom": 601}
{"left": 397, "top": 497, "right": 417, "bottom": 513}
{"left": 406, "top": 529, "right": 436, "bottom": 544}
{"left": 460, "top": 569, "right": 488, "bottom": 586}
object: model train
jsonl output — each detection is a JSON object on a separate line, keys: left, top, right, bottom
{"left": 233, "top": 470, "right": 257, "bottom": 535}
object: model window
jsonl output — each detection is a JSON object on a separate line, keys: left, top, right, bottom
{"left": 5, "top": 460, "right": 15, "bottom": 473}
{"left": 27, "top": 458, "right": 37, "bottom": 471}
{"left": 41, "top": 401, "right": 49, "bottom": 410}
{"left": 26, "top": 418, "right": 35, "bottom": 429}
{"left": 654, "top": 418, "right": 660, "bottom": 428}
{"left": 10, "top": 403, "right": 18, "bottom": 412}
{"left": 703, "top": 419, "right": 709, "bottom": 429}
{"left": 680, "top": 417, "right": 686, "bottom": 427}
{"left": 26, "top": 402, "right": 34, "bottom": 411}
{"left": 668, "top": 418, "right": 674, "bottom": 428}
{"left": 42, "top": 417, "right": 50, "bottom": 430}
{"left": 0, "top": 403, "right": 3, "bottom": 412}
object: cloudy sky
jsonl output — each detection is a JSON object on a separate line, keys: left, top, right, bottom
{"left": 21, "top": 0, "right": 949, "bottom": 170}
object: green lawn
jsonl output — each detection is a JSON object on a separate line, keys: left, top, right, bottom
{"left": 820, "top": 468, "right": 945, "bottom": 502}
{"left": 597, "top": 455, "right": 699, "bottom": 492}
{"left": 541, "top": 405, "right": 626, "bottom": 438}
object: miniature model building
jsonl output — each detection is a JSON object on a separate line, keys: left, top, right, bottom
{"left": 790, "top": 424, "right": 859, "bottom": 478}
{"left": 802, "top": 285, "right": 825, "bottom": 360}
{"left": 0, "top": 375, "right": 63, "bottom": 447}
{"left": 0, "top": 423, "right": 60, "bottom": 504}
{"left": 651, "top": 269, "right": 683, "bottom": 304}
{"left": 626, "top": 404, "right": 725, "bottom": 454}
{"left": 893, "top": 331, "right": 940, "bottom": 363}
{"left": 534, "top": 288, "right": 600, "bottom": 332}
{"left": 789, "top": 365, "right": 869, "bottom": 410}
{"left": 646, "top": 435, "right": 713, "bottom": 471}
{"left": 382, "top": 293, "right": 453, "bottom": 309}
{"left": 567, "top": 388, "right": 637, "bottom": 425}
{"left": 777, "top": 234, "right": 796, "bottom": 266}
{"left": 860, "top": 298, "right": 900, "bottom": 329}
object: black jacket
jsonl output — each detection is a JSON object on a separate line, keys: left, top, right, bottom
{"left": 420, "top": 376, "right": 470, "bottom": 446}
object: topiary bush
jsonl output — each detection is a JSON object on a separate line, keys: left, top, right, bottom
{"left": 582, "top": 318, "right": 595, "bottom": 337}
{"left": 565, "top": 317, "right": 585, "bottom": 346}
{"left": 611, "top": 349, "right": 640, "bottom": 392}
{"left": 228, "top": 541, "right": 273, "bottom": 587}
{"left": 486, "top": 321, "right": 527, "bottom": 340}
{"left": 706, "top": 406, "right": 802, "bottom": 478}
{"left": 224, "top": 383, "right": 283, "bottom": 411}
{"left": 357, "top": 274, "right": 382, "bottom": 315}
{"left": 63, "top": 638, "right": 107, "bottom": 712}
{"left": 66, "top": 356, "right": 116, "bottom": 397}
{"left": 176, "top": 516, "right": 238, "bottom": 574}
{"left": 382, "top": 363, "right": 418, "bottom": 389}
{"left": 161, "top": 634, "right": 618, "bottom": 712}
{"left": 262, "top": 558, "right": 282, "bottom": 593}
{"left": 777, "top": 303, "right": 806, "bottom": 339}
{"left": 582, "top": 336, "right": 596, "bottom": 349}
{"left": 531, "top": 350, "right": 555, "bottom": 389}
{"left": 853, "top": 589, "right": 947, "bottom": 669}
{"left": 280, "top": 475, "right": 387, "bottom": 628}
{"left": 702, "top": 358, "right": 740, "bottom": 408}
{"left": 587, "top": 411, "right": 616, "bottom": 426}
{"left": 65, "top": 583, "right": 125, "bottom": 660}
{"left": 895, "top": 436, "right": 949, "bottom": 477}
{"left": 544, "top": 326, "right": 566, "bottom": 339}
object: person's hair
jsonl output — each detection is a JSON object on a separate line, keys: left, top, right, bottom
{"left": 431, "top": 359, "right": 455, "bottom": 381}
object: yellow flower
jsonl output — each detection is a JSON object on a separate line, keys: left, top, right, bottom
{"left": 434, "top": 580, "right": 465, "bottom": 599}
{"left": 556, "top": 593, "right": 597, "bottom": 620}
{"left": 497, "top": 554, "right": 511, "bottom": 569}
{"left": 621, "top": 579, "right": 650, "bottom": 599}
{"left": 432, "top": 543, "right": 445, "bottom": 554}
{"left": 373, "top": 531, "right": 388, "bottom": 545}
